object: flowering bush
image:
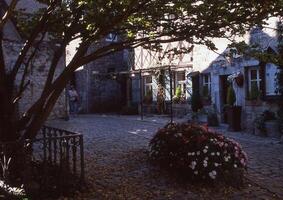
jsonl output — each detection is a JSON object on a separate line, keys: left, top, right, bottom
{"left": 149, "top": 123, "right": 248, "bottom": 184}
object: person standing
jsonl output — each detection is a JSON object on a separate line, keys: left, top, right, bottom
{"left": 69, "top": 85, "right": 79, "bottom": 115}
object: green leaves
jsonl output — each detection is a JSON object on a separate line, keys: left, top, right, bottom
{"left": 14, "top": 0, "right": 283, "bottom": 48}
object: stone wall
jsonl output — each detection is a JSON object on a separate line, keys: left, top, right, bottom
{"left": 3, "top": 40, "right": 67, "bottom": 119}
{"left": 75, "top": 40, "right": 128, "bottom": 113}
{"left": 1, "top": 0, "right": 67, "bottom": 119}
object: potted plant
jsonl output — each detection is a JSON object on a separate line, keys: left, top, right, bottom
{"left": 246, "top": 84, "right": 262, "bottom": 106}
{"left": 222, "top": 104, "right": 229, "bottom": 123}
{"left": 254, "top": 110, "right": 280, "bottom": 138}
{"left": 207, "top": 106, "right": 219, "bottom": 126}
{"left": 226, "top": 85, "right": 242, "bottom": 131}
{"left": 254, "top": 115, "right": 266, "bottom": 136}
{"left": 172, "top": 86, "right": 182, "bottom": 104}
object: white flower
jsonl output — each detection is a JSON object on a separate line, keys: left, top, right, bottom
{"left": 211, "top": 152, "right": 215, "bottom": 156}
{"left": 191, "top": 152, "right": 195, "bottom": 156}
{"left": 205, "top": 146, "right": 209, "bottom": 149}
{"left": 177, "top": 132, "right": 183, "bottom": 137}
{"left": 203, "top": 160, "right": 208, "bottom": 167}
{"left": 214, "top": 163, "right": 219, "bottom": 167}
{"left": 196, "top": 151, "right": 200, "bottom": 155}
{"left": 203, "top": 149, "right": 208, "bottom": 153}
{"left": 216, "top": 152, "right": 220, "bottom": 156}
{"left": 189, "top": 161, "right": 197, "bottom": 170}
{"left": 234, "top": 164, "right": 237, "bottom": 168}
{"left": 194, "top": 171, "right": 198, "bottom": 175}
{"left": 188, "top": 152, "right": 192, "bottom": 156}
{"left": 205, "top": 157, "right": 209, "bottom": 160}
{"left": 209, "top": 172, "right": 216, "bottom": 179}
{"left": 212, "top": 170, "right": 217, "bottom": 176}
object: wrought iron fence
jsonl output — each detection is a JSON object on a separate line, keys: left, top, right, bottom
{"left": 0, "top": 126, "right": 85, "bottom": 197}
{"left": 33, "top": 125, "right": 85, "bottom": 182}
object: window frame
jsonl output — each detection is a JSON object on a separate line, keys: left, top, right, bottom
{"left": 144, "top": 75, "right": 153, "bottom": 97}
{"left": 248, "top": 67, "right": 262, "bottom": 93}
{"left": 202, "top": 73, "right": 211, "bottom": 97}
{"left": 174, "top": 70, "right": 187, "bottom": 96}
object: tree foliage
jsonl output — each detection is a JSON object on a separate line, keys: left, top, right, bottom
{"left": 0, "top": 0, "right": 282, "bottom": 142}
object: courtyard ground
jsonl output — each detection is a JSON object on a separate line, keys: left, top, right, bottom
{"left": 49, "top": 114, "right": 283, "bottom": 200}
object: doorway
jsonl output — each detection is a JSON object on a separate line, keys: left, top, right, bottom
{"left": 219, "top": 75, "right": 230, "bottom": 123}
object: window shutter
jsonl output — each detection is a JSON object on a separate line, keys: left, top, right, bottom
{"left": 259, "top": 62, "right": 266, "bottom": 100}
{"left": 244, "top": 67, "right": 249, "bottom": 99}
{"left": 192, "top": 74, "right": 200, "bottom": 95}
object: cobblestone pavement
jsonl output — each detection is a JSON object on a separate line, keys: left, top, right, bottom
{"left": 49, "top": 114, "right": 283, "bottom": 200}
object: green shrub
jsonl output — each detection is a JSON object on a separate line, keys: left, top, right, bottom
{"left": 175, "top": 86, "right": 182, "bottom": 98}
{"left": 173, "top": 86, "right": 182, "bottom": 104}
{"left": 249, "top": 84, "right": 260, "bottom": 100}
{"left": 226, "top": 85, "right": 236, "bottom": 106}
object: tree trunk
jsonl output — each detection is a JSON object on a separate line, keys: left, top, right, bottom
{"left": 0, "top": 78, "right": 19, "bottom": 142}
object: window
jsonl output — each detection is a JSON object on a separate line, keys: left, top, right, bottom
{"left": 249, "top": 68, "right": 261, "bottom": 91}
{"left": 174, "top": 71, "right": 186, "bottom": 96}
{"left": 144, "top": 76, "right": 153, "bottom": 97}
{"left": 202, "top": 74, "right": 211, "bottom": 98}
{"left": 105, "top": 33, "right": 117, "bottom": 42}
{"left": 247, "top": 67, "right": 262, "bottom": 99}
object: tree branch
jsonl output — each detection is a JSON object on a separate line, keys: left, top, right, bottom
{"left": 0, "top": 0, "right": 18, "bottom": 31}
{"left": 9, "top": 0, "right": 58, "bottom": 80}
{"left": 17, "top": 32, "right": 46, "bottom": 97}
{"left": 0, "top": 31, "right": 6, "bottom": 79}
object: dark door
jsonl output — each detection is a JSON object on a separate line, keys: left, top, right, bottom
{"left": 219, "top": 75, "right": 230, "bottom": 123}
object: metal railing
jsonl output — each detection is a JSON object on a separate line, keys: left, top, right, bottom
{"left": 33, "top": 125, "right": 85, "bottom": 182}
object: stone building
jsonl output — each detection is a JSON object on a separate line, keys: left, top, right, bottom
{"left": 128, "top": 17, "right": 282, "bottom": 134}
{"left": 1, "top": 0, "right": 67, "bottom": 119}
{"left": 192, "top": 17, "right": 282, "bottom": 132}
{"left": 73, "top": 35, "right": 129, "bottom": 113}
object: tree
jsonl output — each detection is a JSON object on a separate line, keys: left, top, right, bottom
{"left": 0, "top": 0, "right": 282, "bottom": 178}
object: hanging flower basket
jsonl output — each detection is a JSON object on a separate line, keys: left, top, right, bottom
{"left": 235, "top": 73, "right": 244, "bottom": 87}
